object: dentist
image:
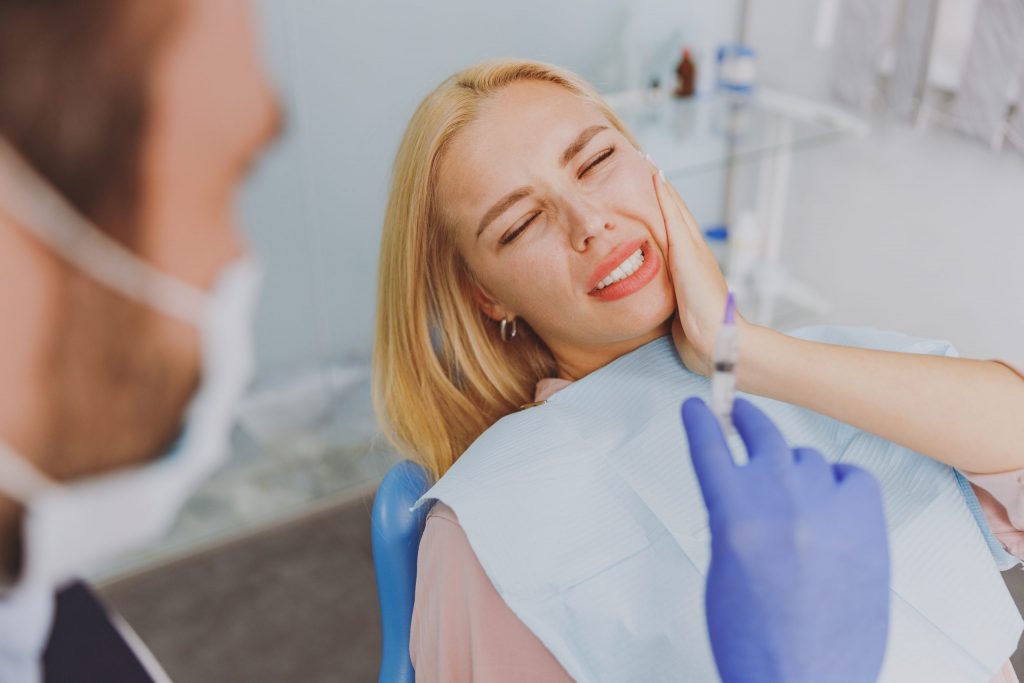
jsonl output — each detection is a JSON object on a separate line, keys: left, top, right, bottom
{"left": 0, "top": 0, "right": 281, "bottom": 680}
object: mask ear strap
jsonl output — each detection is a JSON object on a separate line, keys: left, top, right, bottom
{"left": 0, "top": 439, "right": 58, "bottom": 503}
{"left": 0, "top": 137, "right": 208, "bottom": 326}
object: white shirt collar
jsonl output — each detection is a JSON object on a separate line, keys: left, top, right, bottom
{"left": 0, "top": 580, "right": 54, "bottom": 683}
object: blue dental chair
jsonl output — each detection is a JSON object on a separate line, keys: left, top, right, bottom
{"left": 371, "top": 460, "right": 432, "bottom": 683}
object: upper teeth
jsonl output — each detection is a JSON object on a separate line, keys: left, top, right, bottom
{"left": 595, "top": 248, "right": 644, "bottom": 290}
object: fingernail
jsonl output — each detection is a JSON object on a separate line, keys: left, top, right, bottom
{"left": 658, "top": 168, "right": 666, "bottom": 182}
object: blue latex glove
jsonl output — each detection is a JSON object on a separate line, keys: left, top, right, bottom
{"left": 681, "top": 397, "right": 890, "bottom": 683}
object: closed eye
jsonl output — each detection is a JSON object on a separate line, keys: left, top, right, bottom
{"left": 500, "top": 211, "right": 541, "bottom": 245}
{"left": 578, "top": 146, "right": 616, "bottom": 179}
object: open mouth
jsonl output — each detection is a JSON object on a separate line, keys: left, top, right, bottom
{"left": 587, "top": 240, "right": 661, "bottom": 302}
{"left": 593, "top": 246, "right": 645, "bottom": 291}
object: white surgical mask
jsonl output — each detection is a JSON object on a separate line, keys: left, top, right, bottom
{"left": 0, "top": 136, "right": 262, "bottom": 591}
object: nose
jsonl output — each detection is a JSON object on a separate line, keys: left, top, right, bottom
{"left": 564, "top": 195, "right": 612, "bottom": 252}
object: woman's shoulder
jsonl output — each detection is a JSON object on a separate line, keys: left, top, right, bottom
{"left": 416, "top": 503, "right": 475, "bottom": 581}
{"left": 412, "top": 503, "right": 574, "bottom": 682}
{"left": 425, "top": 501, "right": 460, "bottom": 526}
{"left": 416, "top": 502, "right": 473, "bottom": 597}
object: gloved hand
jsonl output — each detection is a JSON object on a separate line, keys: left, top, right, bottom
{"left": 681, "top": 397, "right": 890, "bottom": 683}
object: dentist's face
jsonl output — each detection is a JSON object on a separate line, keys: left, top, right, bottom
{"left": 438, "top": 81, "right": 676, "bottom": 377}
{"left": 47, "top": 0, "right": 280, "bottom": 479}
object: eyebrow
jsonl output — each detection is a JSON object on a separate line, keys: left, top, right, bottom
{"left": 476, "top": 186, "right": 533, "bottom": 239}
{"left": 475, "top": 124, "right": 610, "bottom": 240}
{"left": 559, "top": 124, "right": 608, "bottom": 168}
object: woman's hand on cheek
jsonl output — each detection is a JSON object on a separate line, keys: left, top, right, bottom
{"left": 651, "top": 171, "right": 737, "bottom": 376}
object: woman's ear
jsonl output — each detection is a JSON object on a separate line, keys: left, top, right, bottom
{"left": 471, "top": 284, "right": 513, "bottom": 322}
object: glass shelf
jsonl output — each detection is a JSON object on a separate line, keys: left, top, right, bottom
{"left": 604, "top": 86, "right": 868, "bottom": 178}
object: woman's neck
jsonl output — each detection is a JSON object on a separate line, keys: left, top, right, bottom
{"left": 551, "top": 321, "right": 672, "bottom": 382}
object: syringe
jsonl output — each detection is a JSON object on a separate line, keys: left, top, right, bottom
{"left": 710, "top": 292, "right": 738, "bottom": 434}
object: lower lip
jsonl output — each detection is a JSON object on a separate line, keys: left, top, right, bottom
{"left": 588, "top": 242, "right": 661, "bottom": 302}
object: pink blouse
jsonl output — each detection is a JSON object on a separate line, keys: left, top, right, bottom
{"left": 410, "top": 362, "right": 1024, "bottom": 682}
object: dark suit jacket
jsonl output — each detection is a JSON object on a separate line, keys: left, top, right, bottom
{"left": 43, "top": 581, "right": 157, "bottom": 683}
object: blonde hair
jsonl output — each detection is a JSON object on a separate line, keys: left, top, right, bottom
{"left": 373, "top": 59, "right": 639, "bottom": 481}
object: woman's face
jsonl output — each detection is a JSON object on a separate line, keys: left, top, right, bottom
{"left": 437, "top": 80, "right": 676, "bottom": 377}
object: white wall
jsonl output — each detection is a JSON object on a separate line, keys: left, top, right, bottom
{"left": 743, "top": 0, "right": 1024, "bottom": 359}
{"left": 745, "top": 0, "right": 834, "bottom": 100}
{"left": 242, "top": 0, "right": 740, "bottom": 379}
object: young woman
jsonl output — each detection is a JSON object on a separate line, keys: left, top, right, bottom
{"left": 373, "top": 59, "right": 1024, "bottom": 682}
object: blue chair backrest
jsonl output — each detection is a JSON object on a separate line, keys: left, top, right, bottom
{"left": 371, "top": 460, "right": 432, "bottom": 683}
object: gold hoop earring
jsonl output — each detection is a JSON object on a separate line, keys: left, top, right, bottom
{"left": 500, "top": 317, "right": 518, "bottom": 342}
